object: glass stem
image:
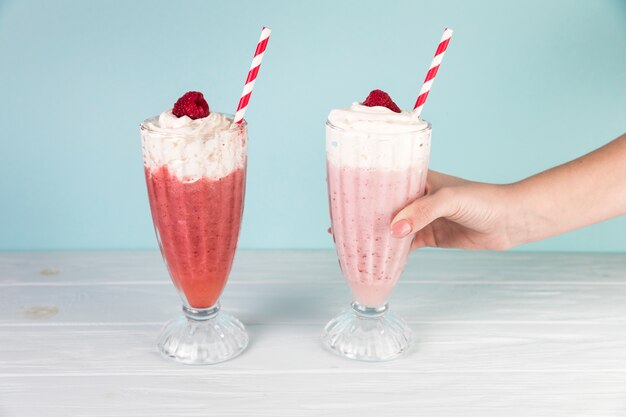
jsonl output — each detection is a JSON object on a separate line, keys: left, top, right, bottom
{"left": 183, "top": 303, "right": 220, "bottom": 321}
{"left": 351, "top": 301, "right": 388, "bottom": 319}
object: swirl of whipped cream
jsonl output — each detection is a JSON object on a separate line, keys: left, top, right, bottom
{"left": 141, "top": 110, "right": 246, "bottom": 182}
{"left": 144, "top": 110, "right": 232, "bottom": 136}
{"left": 326, "top": 103, "right": 431, "bottom": 170}
{"left": 327, "top": 103, "right": 429, "bottom": 134}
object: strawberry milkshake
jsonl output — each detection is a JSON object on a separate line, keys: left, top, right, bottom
{"left": 141, "top": 91, "right": 249, "bottom": 365}
{"left": 323, "top": 90, "right": 431, "bottom": 361}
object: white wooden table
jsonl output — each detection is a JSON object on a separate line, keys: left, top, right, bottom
{"left": 1, "top": 250, "right": 626, "bottom": 416}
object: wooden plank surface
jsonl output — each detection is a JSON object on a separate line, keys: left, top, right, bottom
{"left": 1, "top": 250, "right": 625, "bottom": 416}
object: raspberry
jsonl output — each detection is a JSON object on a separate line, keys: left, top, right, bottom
{"left": 362, "top": 89, "right": 401, "bottom": 113}
{"left": 172, "top": 91, "right": 210, "bottom": 119}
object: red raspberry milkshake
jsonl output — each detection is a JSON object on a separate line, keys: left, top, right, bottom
{"left": 144, "top": 165, "right": 245, "bottom": 308}
{"left": 141, "top": 91, "right": 248, "bottom": 364}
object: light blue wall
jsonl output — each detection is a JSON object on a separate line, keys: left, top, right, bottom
{"left": 0, "top": 0, "right": 625, "bottom": 251}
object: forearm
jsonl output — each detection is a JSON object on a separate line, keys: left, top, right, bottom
{"left": 508, "top": 133, "right": 626, "bottom": 245}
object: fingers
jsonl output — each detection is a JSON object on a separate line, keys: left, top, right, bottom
{"left": 410, "top": 230, "right": 431, "bottom": 249}
{"left": 390, "top": 189, "right": 456, "bottom": 238}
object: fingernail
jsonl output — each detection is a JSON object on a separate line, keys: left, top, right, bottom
{"left": 391, "top": 219, "right": 412, "bottom": 238}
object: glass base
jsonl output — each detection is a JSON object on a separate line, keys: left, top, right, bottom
{"left": 321, "top": 302, "right": 414, "bottom": 362}
{"left": 157, "top": 303, "right": 249, "bottom": 365}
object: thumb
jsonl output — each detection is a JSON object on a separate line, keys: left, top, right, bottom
{"left": 390, "top": 189, "right": 456, "bottom": 238}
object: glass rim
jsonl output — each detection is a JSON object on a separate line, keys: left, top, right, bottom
{"left": 326, "top": 118, "right": 432, "bottom": 136}
{"left": 140, "top": 112, "right": 247, "bottom": 136}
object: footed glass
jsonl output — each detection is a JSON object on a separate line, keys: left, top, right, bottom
{"left": 157, "top": 304, "right": 248, "bottom": 365}
{"left": 323, "top": 119, "right": 432, "bottom": 361}
{"left": 140, "top": 115, "right": 248, "bottom": 365}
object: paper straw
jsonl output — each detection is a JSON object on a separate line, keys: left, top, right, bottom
{"left": 413, "top": 28, "right": 453, "bottom": 117}
{"left": 233, "top": 26, "right": 272, "bottom": 125}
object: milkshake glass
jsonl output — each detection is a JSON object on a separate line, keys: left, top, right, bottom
{"left": 323, "top": 102, "right": 431, "bottom": 361}
{"left": 140, "top": 109, "right": 248, "bottom": 364}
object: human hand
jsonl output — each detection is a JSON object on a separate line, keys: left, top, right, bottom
{"left": 390, "top": 171, "right": 520, "bottom": 250}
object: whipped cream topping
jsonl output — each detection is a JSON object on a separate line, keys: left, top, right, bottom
{"left": 141, "top": 110, "right": 246, "bottom": 182}
{"left": 328, "top": 103, "right": 429, "bottom": 134}
{"left": 144, "top": 110, "right": 232, "bottom": 136}
{"left": 326, "top": 103, "right": 431, "bottom": 170}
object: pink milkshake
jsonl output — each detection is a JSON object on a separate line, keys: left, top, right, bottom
{"left": 323, "top": 90, "right": 431, "bottom": 361}
{"left": 327, "top": 165, "right": 427, "bottom": 307}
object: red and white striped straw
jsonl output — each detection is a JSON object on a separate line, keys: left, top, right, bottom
{"left": 232, "top": 26, "right": 272, "bottom": 125}
{"left": 413, "top": 28, "right": 453, "bottom": 117}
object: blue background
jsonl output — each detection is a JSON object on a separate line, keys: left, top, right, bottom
{"left": 0, "top": 0, "right": 625, "bottom": 252}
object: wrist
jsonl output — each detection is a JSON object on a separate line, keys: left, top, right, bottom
{"left": 502, "top": 180, "right": 548, "bottom": 247}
